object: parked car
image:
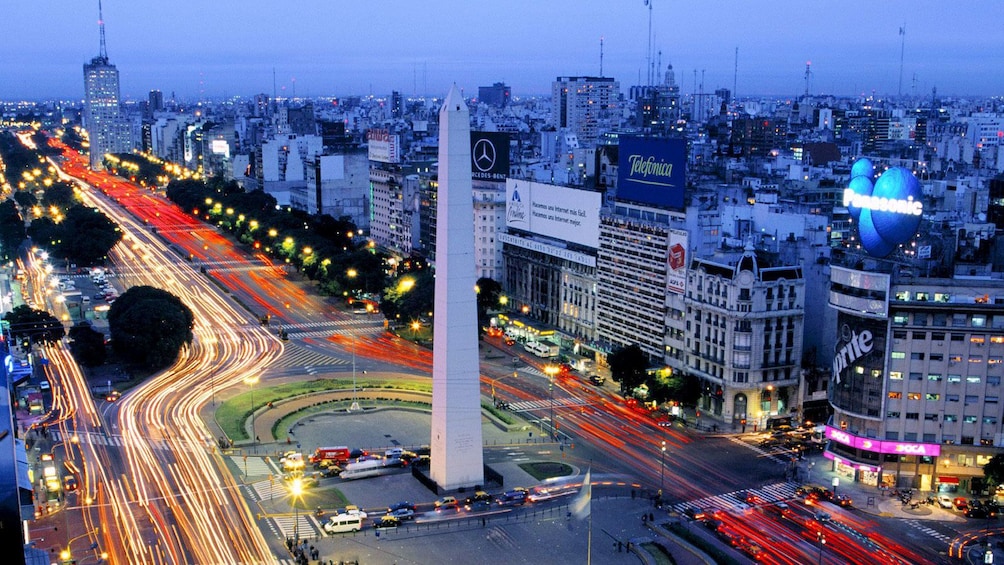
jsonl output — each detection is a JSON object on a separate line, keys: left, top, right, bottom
{"left": 936, "top": 495, "right": 954, "bottom": 509}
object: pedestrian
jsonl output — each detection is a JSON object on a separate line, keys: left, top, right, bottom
{"left": 649, "top": 512, "right": 654, "bottom": 522}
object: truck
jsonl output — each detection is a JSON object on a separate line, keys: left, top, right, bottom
{"left": 309, "top": 446, "right": 351, "bottom": 466}
{"left": 525, "top": 341, "right": 559, "bottom": 358}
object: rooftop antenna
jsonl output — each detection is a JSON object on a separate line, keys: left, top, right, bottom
{"left": 657, "top": 49, "right": 662, "bottom": 84}
{"left": 733, "top": 47, "right": 738, "bottom": 101}
{"left": 599, "top": 36, "right": 604, "bottom": 77}
{"left": 272, "top": 67, "right": 276, "bottom": 101}
{"left": 97, "top": 0, "right": 108, "bottom": 60}
{"left": 898, "top": 24, "right": 906, "bottom": 98}
{"left": 644, "top": 0, "right": 653, "bottom": 86}
{"left": 804, "top": 60, "right": 812, "bottom": 99}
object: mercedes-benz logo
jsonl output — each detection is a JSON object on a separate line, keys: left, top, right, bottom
{"left": 473, "top": 138, "right": 497, "bottom": 172}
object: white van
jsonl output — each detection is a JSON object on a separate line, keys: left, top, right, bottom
{"left": 323, "top": 513, "right": 363, "bottom": 533}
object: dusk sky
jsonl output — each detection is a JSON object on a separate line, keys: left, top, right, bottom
{"left": 3, "top": 1, "right": 1002, "bottom": 102}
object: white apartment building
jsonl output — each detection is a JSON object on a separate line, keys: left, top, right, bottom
{"left": 551, "top": 76, "right": 620, "bottom": 147}
{"left": 684, "top": 246, "right": 804, "bottom": 429}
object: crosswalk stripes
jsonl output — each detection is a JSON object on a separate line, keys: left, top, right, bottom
{"left": 506, "top": 396, "right": 587, "bottom": 412}
{"left": 50, "top": 429, "right": 173, "bottom": 451}
{"left": 272, "top": 513, "right": 320, "bottom": 540}
{"left": 485, "top": 525, "right": 519, "bottom": 550}
{"left": 903, "top": 519, "right": 954, "bottom": 544}
{"left": 668, "top": 481, "right": 799, "bottom": 515}
{"left": 249, "top": 478, "right": 291, "bottom": 503}
{"left": 727, "top": 436, "right": 792, "bottom": 465}
{"left": 271, "top": 344, "right": 350, "bottom": 369}
{"left": 230, "top": 455, "right": 274, "bottom": 478}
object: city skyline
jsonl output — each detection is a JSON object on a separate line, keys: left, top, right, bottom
{"left": 2, "top": 1, "right": 1003, "bottom": 102}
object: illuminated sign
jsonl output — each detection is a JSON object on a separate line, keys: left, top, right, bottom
{"left": 470, "top": 131, "right": 510, "bottom": 181}
{"left": 617, "top": 136, "right": 686, "bottom": 210}
{"left": 505, "top": 180, "right": 601, "bottom": 249}
{"left": 367, "top": 129, "right": 400, "bottom": 163}
{"left": 845, "top": 158, "right": 923, "bottom": 257}
{"left": 831, "top": 329, "right": 873, "bottom": 382}
{"left": 666, "top": 230, "right": 687, "bottom": 295}
{"left": 824, "top": 425, "right": 940, "bottom": 457}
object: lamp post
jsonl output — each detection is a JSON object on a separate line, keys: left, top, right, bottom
{"left": 816, "top": 531, "right": 826, "bottom": 565}
{"left": 544, "top": 364, "right": 559, "bottom": 440}
{"left": 244, "top": 375, "right": 259, "bottom": 452}
{"left": 290, "top": 476, "right": 303, "bottom": 544}
{"left": 60, "top": 527, "right": 102, "bottom": 565}
{"left": 660, "top": 441, "right": 666, "bottom": 502}
{"left": 349, "top": 330, "right": 360, "bottom": 412}
{"left": 410, "top": 320, "right": 421, "bottom": 339}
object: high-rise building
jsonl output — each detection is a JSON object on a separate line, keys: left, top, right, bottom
{"left": 148, "top": 90, "right": 164, "bottom": 113}
{"left": 551, "top": 76, "right": 620, "bottom": 147}
{"left": 478, "top": 82, "right": 511, "bottom": 108}
{"left": 82, "top": 3, "right": 130, "bottom": 170}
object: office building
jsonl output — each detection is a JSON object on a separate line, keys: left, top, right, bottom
{"left": 478, "top": 82, "right": 511, "bottom": 108}
{"left": 82, "top": 6, "right": 130, "bottom": 170}
{"left": 551, "top": 76, "right": 620, "bottom": 147}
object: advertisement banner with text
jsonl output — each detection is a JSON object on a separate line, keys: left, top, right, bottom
{"left": 471, "top": 131, "right": 510, "bottom": 181}
{"left": 617, "top": 136, "right": 686, "bottom": 210}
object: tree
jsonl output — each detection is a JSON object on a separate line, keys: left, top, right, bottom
{"left": 68, "top": 322, "right": 107, "bottom": 367}
{"left": 475, "top": 277, "right": 503, "bottom": 331}
{"left": 27, "top": 205, "right": 121, "bottom": 266}
{"left": 13, "top": 191, "right": 37, "bottom": 209}
{"left": 107, "top": 286, "right": 194, "bottom": 370}
{"left": 0, "top": 199, "right": 25, "bottom": 262}
{"left": 54, "top": 205, "right": 122, "bottom": 265}
{"left": 2, "top": 305, "right": 65, "bottom": 345}
{"left": 42, "top": 181, "right": 77, "bottom": 210}
{"left": 984, "top": 454, "right": 1004, "bottom": 491}
{"left": 381, "top": 271, "right": 435, "bottom": 325}
{"left": 607, "top": 344, "right": 650, "bottom": 396}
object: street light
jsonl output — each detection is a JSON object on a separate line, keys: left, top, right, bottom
{"left": 816, "top": 531, "right": 826, "bottom": 565}
{"left": 544, "top": 364, "right": 560, "bottom": 440}
{"left": 244, "top": 375, "right": 259, "bottom": 452}
{"left": 660, "top": 441, "right": 666, "bottom": 503}
{"left": 290, "top": 476, "right": 303, "bottom": 544}
{"left": 410, "top": 320, "right": 421, "bottom": 338}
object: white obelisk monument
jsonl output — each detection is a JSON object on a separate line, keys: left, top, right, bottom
{"left": 429, "top": 85, "right": 485, "bottom": 491}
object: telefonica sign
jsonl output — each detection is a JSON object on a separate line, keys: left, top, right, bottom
{"left": 824, "top": 426, "right": 941, "bottom": 457}
{"left": 844, "top": 158, "right": 924, "bottom": 257}
{"left": 617, "top": 136, "right": 686, "bottom": 210}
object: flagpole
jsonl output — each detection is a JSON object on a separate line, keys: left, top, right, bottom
{"left": 587, "top": 504, "right": 592, "bottom": 565}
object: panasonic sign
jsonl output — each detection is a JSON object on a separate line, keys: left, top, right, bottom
{"left": 844, "top": 158, "right": 924, "bottom": 257}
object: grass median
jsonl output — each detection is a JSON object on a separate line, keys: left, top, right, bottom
{"left": 216, "top": 378, "right": 432, "bottom": 441}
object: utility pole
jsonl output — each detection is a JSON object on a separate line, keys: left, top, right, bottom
{"left": 898, "top": 24, "right": 906, "bottom": 98}
{"left": 644, "top": 0, "right": 653, "bottom": 86}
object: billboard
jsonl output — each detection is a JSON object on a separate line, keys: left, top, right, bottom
{"left": 471, "top": 131, "right": 510, "bottom": 181}
{"left": 666, "top": 229, "right": 688, "bottom": 295}
{"left": 617, "top": 136, "right": 686, "bottom": 210}
{"left": 844, "top": 158, "right": 923, "bottom": 257}
{"left": 505, "top": 179, "right": 601, "bottom": 249}
{"left": 367, "top": 128, "right": 400, "bottom": 163}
